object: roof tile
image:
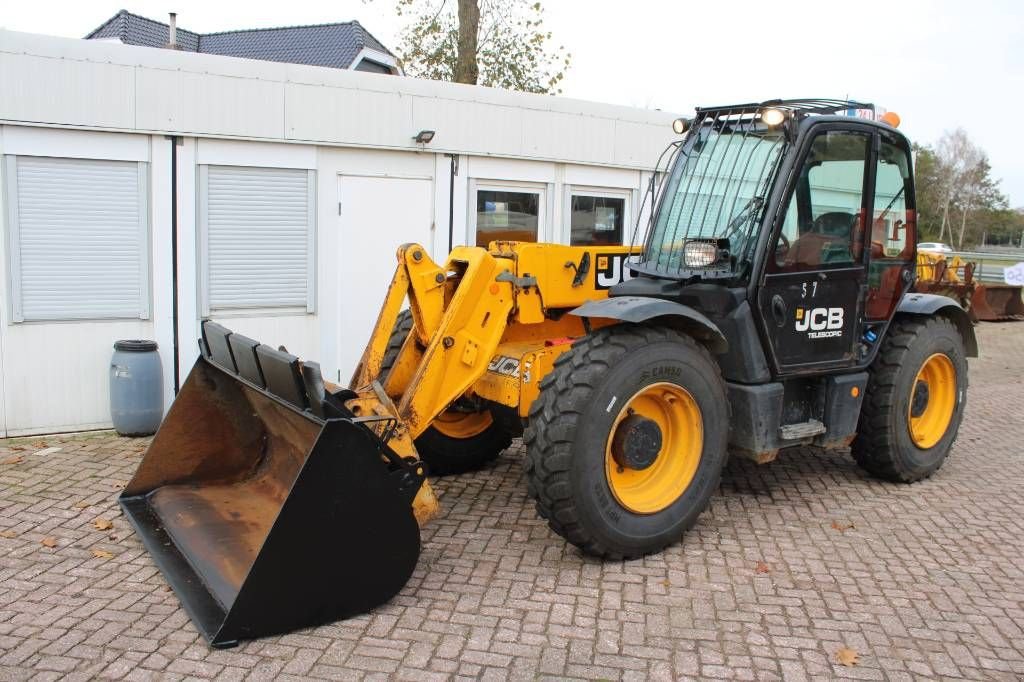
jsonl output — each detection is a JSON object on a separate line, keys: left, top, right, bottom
{"left": 84, "top": 10, "right": 391, "bottom": 71}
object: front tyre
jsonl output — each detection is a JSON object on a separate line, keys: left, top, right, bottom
{"left": 852, "top": 316, "right": 968, "bottom": 482}
{"left": 524, "top": 325, "right": 728, "bottom": 559}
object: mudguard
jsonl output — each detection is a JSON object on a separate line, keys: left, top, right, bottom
{"left": 570, "top": 296, "right": 728, "bottom": 353}
{"left": 896, "top": 292, "right": 979, "bottom": 357}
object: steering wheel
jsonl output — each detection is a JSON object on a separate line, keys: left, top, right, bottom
{"left": 775, "top": 232, "right": 790, "bottom": 263}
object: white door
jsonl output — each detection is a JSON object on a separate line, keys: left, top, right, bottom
{"left": 337, "top": 175, "right": 433, "bottom": 380}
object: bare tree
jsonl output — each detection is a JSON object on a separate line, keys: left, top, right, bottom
{"left": 935, "top": 128, "right": 982, "bottom": 245}
{"left": 393, "top": 0, "right": 571, "bottom": 94}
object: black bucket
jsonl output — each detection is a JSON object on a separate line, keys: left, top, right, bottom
{"left": 119, "top": 322, "right": 426, "bottom": 647}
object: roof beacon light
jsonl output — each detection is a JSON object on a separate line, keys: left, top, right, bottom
{"left": 761, "top": 108, "right": 785, "bottom": 126}
{"left": 879, "top": 111, "right": 901, "bottom": 128}
{"left": 672, "top": 117, "right": 690, "bottom": 135}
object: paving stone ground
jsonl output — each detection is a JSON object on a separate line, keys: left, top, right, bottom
{"left": 1, "top": 322, "right": 1023, "bottom": 681}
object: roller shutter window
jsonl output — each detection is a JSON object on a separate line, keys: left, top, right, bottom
{"left": 200, "top": 165, "right": 315, "bottom": 313}
{"left": 4, "top": 156, "right": 150, "bottom": 322}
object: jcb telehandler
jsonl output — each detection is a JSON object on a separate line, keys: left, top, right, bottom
{"left": 121, "top": 99, "right": 976, "bottom": 647}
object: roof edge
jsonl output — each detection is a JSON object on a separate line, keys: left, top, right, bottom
{"left": 200, "top": 19, "right": 364, "bottom": 38}
{"left": 83, "top": 9, "right": 128, "bottom": 40}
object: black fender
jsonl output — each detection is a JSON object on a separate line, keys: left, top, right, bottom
{"left": 896, "top": 293, "right": 978, "bottom": 357}
{"left": 570, "top": 296, "right": 728, "bottom": 354}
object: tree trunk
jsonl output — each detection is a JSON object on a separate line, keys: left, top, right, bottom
{"left": 939, "top": 190, "right": 953, "bottom": 243}
{"left": 455, "top": 0, "right": 480, "bottom": 85}
{"left": 957, "top": 205, "right": 969, "bottom": 250}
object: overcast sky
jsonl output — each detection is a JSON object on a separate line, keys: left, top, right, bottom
{"left": 4, "top": 0, "right": 1022, "bottom": 206}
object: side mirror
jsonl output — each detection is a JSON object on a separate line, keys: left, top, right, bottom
{"left": 890, "top": 219, "right": 904, "bottom": 241}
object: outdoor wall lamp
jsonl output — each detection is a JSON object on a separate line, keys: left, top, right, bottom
{"left": 414, "top": 130, "right": 436, "bottom": 144}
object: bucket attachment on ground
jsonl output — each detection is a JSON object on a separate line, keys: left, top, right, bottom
{"left": 970, "top": 283, "right": 1024, "bottom": 322}
{"left": 120, "top": 321, "right": 427, "bottom": 648}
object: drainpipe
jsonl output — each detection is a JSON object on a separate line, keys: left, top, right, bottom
{"left": 446, "top": 154, "right": 458, "bottom": 252}
{"left": 167, "top": 135, "right": 181, "bottom": 393}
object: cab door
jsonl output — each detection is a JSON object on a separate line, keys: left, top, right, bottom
{"left": 757, "top": 126, "right": 874, "bottom": 375}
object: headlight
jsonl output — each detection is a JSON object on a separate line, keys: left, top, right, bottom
{"left": 682, "top": 240, "right": 718, "bottom": 268}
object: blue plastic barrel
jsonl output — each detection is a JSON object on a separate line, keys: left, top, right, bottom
{"left": 110, "top": 340, "right": 163, "bottom": 436}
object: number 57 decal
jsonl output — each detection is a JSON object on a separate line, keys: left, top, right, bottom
{"left": 801, "top": 281, "right": 819, "bottom": 298}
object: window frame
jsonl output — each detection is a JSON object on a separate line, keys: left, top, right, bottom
{"left": 198, "top": 164, "right": 316, "bottom": 316}
{"left": 469, "top": 179, "right": 549, "bottom": 247}
{"left": 562, "top": 185, "right": 633, "bottom": 246}
{"left": 4, "top": 154, "right": 151, "bottom": 323}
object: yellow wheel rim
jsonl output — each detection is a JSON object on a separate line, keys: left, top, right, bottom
{"left": 908, "top": 353, "right": 957, "bottom": 449}
{"left": 432, "top": 410, "right": 493, "bottom": 439}
{"left": 604, "top": 382, "right": 703, "bottom": 514}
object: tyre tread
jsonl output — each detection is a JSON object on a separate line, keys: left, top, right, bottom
{"left": 524, "top": 325, "right": 724, "bottom": 559}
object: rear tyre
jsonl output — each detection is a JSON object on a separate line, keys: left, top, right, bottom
{"left": 524, "top": 325, "right": 728, "bottom": 559}
{"left": 852, "top": 316, "right": 968, "bottom": 482}
{"left": 381, "top": 310, "right": 513, "bottom": 475}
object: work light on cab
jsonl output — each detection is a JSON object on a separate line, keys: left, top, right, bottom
{"left": 682, "top": 240, "right": 720, "bottom": 268}
{"left": 761, "top": 108, "right": 786, "bottom": 126}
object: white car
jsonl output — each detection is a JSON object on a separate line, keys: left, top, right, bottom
{"left": 918, "top": 242, "right": 954, "bottom": 254}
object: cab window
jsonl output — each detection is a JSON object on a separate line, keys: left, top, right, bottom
{"left": 866, "top": 139, "right": 916, "bottom": 319}
{"left": 771, "top": 131, "right": 871, "bottom": 271}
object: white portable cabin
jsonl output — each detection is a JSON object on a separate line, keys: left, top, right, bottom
{"left": 0, "top": 29, "right": 678, "bottom": 436}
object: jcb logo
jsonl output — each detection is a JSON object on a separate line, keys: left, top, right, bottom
{"left": 487, "top": 355, "right": 520, "bottom": 378}
{"left": 795, "top": 307, "right": 844, "bottom": 338}
{"left": 595, "top": 254, "right": 637, "bottom": 290}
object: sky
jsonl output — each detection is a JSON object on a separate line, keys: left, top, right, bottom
{"left": 3, "top": 0, "right": 1022, "bottom": 206}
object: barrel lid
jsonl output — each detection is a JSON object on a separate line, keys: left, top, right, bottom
{"left": 114, "top": 339, "right": 158, "bottom": 352}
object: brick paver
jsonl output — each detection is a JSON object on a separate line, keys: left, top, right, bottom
{"left": 2, "top": 323, "right": 1023, "bottom": 680}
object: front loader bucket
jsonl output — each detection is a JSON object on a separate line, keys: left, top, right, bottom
{"left": 971, "top": 283, "right": 1024, "bottom": 321}
{"left": 119, "top": 322, "right": 426, "bottom": 648}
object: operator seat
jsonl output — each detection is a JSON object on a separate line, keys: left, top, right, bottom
{"left": 785, "top": 212, "right": 856, "bottom": 267}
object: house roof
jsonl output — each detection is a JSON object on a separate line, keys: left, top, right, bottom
{"left": 85, "top": 10, "right": 394, "bottom": 71}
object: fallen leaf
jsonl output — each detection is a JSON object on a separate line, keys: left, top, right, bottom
{"left": 40, "top": 537, "right": 58, "bottom": 548}
{"left": 91, "top": 549, "right": 114, "bottom": 559}
{"left": 0, "top": 530, "right": 17, "bottom": 538}
{"left": 72, "top": 501, "right": 90, "bottom": 509}
{"left": 93, "top": 518, "right": 114, "bottom": 531}
{"left": 1, "top": 455, "right": 23, "bottom": 465}
{"left": 10, "top": 445, "right": 26, "bottom": 451}
{"left": 831, "top": 520, "right": 855, "bottom": 533}
{"left": 755, "top": 561, "right": 771, "bottom": 574}
{"left": 661, "top": 579, "right": 670, "bottom": 587}
{"left": 34, "top": 441, "right": 49, "bottom": 448}
{"left": 835, "top": 646, "right": 859, "bottom": 666}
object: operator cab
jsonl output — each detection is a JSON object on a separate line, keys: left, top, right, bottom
{"left": 619, "top": 99, "right": 917, "bottom": 378}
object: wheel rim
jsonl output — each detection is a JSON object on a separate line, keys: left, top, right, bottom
{"left": 604, "top": 382, "right": 703, "bottom": 514}
{"left": 908, "top": 353, "right": 957, "bottom": 449}
{"left": 432, "top": 410, "right": 493, "bottom": 439}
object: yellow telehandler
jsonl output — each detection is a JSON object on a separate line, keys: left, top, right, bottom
{"left": 121, "top": 99, "right": 977, "bottom": 647}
